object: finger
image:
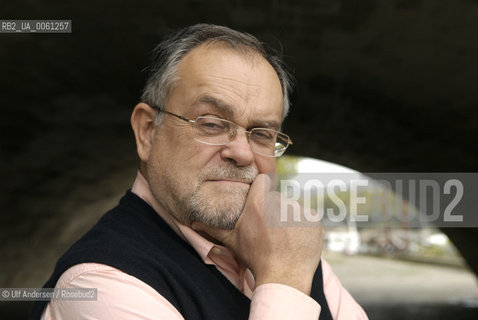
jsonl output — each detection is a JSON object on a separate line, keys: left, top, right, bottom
{"left": 268, "top": 172, "right": 280, "bottom": 191}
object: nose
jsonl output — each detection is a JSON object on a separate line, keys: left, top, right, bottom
{"left": 219, "top": 129, "right": 255, "bottom": 166}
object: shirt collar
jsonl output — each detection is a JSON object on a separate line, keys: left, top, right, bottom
{"left": 131, "top": 171, "right": 228, "bottom": 265}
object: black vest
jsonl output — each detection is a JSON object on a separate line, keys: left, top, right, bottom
{"left": 30, "top": 191, "right": 332, "bottom": 320}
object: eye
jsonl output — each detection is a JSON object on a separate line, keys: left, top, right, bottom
{"left": 195, "top": 117, "right": 229, "bottom": 135}
{"left": 251, "top": 129, "right": 275, "bottom": 141}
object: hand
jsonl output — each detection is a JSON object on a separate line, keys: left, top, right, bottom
{"left": 192, "top": 173, "right": 324, "bottom": 295}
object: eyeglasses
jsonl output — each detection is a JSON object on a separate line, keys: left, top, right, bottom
{"left": 152, "top": 108, "right": 293, "bottom": 157}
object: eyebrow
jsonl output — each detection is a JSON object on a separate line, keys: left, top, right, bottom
{"left": 194, "top": 95, "right": 235, "bottom": 118}
{"left": 193, "top": 95, "right": 281, "bottom": 130}
{"left": 250, "top": 119, "right": 281, "bottom": 130}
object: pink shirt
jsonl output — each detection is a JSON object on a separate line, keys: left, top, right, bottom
{"left": 41, "top": 172, "right": 368, "bottom": 319}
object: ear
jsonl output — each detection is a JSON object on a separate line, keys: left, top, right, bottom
{"left": 131, "top": 103, "right": 157, "bottom": 163}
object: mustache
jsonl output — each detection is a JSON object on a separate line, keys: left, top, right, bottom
{"left": 199, "top": 164, "right": 258, "bottom": 184}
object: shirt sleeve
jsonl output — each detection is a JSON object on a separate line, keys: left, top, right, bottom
{"left": 41, "top": 260, "right": 368, "bottom": 320}
{"left": 42, "top": 263, "right": 320, "bottom": 320}
{"left": 321, "top": 259, "right": 369, "bottom": 320}
{"left": 41, "top": 263, "right": 185, "bottom": 320}
{"left": 250, "top": 283, "right": 321, "bottom": 319}
{"left": 249, "top": 258, "right": 369, "bottom": 320}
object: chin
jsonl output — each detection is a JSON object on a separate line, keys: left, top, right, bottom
{"left": 188, "top": 192, "right": 247, "bottom": 230}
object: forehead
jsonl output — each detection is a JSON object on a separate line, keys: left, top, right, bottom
{"left": 171, "top": 44, "right": 284, "bottom": 125}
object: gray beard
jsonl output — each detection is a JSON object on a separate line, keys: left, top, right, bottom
{"left": 186, "top": 164, "right": 258, "bottom": 230}
{"left": 188, "top": 187, "right": 248, "bottom": 229}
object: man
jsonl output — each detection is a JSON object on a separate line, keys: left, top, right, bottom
{"left": 31, "top": 24, "right": 368, "bottom": 319}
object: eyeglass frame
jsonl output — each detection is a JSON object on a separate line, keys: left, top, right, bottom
{"left": 150, "top": 106, "right": 293, "bottom": 157}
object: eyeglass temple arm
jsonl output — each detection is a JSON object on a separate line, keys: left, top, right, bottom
{"left": 151, "top": 106, "right": 194, "bottom": 123}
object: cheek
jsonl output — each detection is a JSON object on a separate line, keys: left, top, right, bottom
{"left": 179, "top": 141, "right": 223, "bottom": 173}
{"left": 256, "top": 157, "right": 276, "bottom": 174}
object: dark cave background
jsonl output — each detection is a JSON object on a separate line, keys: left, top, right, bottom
{"left": 1, "top": 0, "right": 477, "bottom": 319}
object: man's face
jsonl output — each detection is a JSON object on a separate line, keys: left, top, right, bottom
{"left": 146, "top": 44, "right": 284, "bottom": 229}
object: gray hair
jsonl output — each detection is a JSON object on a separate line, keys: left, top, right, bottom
{"left": 141, "top": 24, "right": 293, "bottom": 124}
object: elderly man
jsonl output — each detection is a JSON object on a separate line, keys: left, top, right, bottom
{"left": 31, "top": 24, "right": 368, "bottom": 319}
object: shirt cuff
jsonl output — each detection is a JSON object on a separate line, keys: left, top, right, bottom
{"left": 249, "top": 283, "right": 321, "bottom": 320}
